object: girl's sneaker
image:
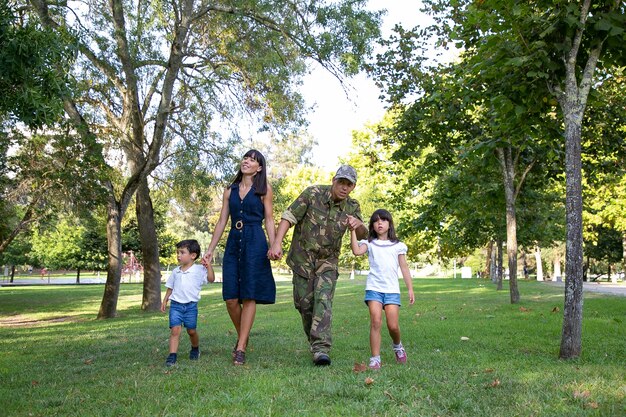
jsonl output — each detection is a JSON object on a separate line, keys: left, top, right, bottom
{"left": 368, "top": 357, "right": 381, "bottom": 370}
{"left": 394, "top": 347, "right": 407, "bottom": 364}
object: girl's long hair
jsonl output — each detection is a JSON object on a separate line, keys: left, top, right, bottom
{"left": 229, "top": 149, "right": 268, "bottom": 195}
{"left": 368, "top": 209, "right": 399, "bottom": 242}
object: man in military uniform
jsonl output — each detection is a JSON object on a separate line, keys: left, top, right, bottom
{"left": 269, "top": 165, "right": 368, "bottom": 366}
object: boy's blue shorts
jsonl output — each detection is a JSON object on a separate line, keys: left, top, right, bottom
{"left": 364, "top": 290, "right": 401, "bottom": 307}
{"left": 169, "top": 301, "right": 198, "bottom": 329}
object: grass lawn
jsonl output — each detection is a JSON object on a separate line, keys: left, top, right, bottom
{"left": 0, "top": 278, "right": 624, "bottom": 416}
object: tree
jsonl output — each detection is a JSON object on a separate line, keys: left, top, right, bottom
{"left": 0, "top": 232, "right": 32, "bottom": 282}
{"left": 373, "top": 0, "right": 625, "bottom": 359}
{"left": 30, "top": 0, "right": 382, "bottom": 318}
{"left": 1, "top": 3, "right": 102, "bottom": 256}
{"left": 31, "top": 218, "right": 84, "bottom": 282}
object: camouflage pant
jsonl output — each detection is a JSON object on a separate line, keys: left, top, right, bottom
{"left": 292, "top": 267, "right": 338, "bottom": 354}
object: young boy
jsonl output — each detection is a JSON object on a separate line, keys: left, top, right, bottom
{"left": 161, "top": 239, "right": 215, "bottom": 366}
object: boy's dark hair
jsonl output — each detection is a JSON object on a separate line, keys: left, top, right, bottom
{"left": 176, "top": 239, "right": 201, "bottom": 260}
{"left": 368, "top": 209, "right": 399, "bottom": 242}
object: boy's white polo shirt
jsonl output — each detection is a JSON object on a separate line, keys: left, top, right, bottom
{"left": 165, "top": 264, "right": 208, "bottom": 303}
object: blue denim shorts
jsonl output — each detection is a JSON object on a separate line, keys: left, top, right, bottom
{"left": 364, "top": 290, "right": 401, "bottom": 307}
{"left": 169, "top": 301, "right": 198, "bottom": 329}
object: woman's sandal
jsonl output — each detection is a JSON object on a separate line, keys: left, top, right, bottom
{"left": 232, "top": 337, "right": 250, "bottom": 358}
{"left": 233, "top": 350, "right": 246, "bottom": 365}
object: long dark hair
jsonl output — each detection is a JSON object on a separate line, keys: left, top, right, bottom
{"left": 229, "top": 149, "right": 268, "bottom": 195}
{"left": 368, "top": 209, "right": 399, "bottom": 242}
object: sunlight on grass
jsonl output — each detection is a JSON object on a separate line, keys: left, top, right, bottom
{"left": 0, "top": 278, "right": 624, "bottom": 417}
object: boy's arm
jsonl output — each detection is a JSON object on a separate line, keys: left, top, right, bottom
{"left": 350, "top": 229, "right": 368, "bottom": 256}
{"left": 161, "top": 288, "right": 173, "bottom": 312}
{"left": 398, "top": 254, "right": 415, "bottom": 305}
{"left": 206, "top": 264, "right": 215, "bottom": 283}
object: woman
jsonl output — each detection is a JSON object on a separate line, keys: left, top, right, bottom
{"left": 204, "top": 149, "right": 276, "bottom": 365}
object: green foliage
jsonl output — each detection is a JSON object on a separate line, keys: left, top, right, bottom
{"left": 0, "top": 2, "right": 74, "bottom": 128}
{"left": 31, "top": 219, "right": 84, "bottom": 270}
{"left": 0, "top": 230, "right": 32, "bottom": 268}
{"left": 0, "top": 280, "right": 624, "bottom": 416}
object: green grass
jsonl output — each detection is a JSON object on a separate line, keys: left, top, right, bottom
{"left": 0, "top": 278, "right": 624, "bottom": 417}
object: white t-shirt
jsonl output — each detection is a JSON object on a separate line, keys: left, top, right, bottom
{"left": 359, "top": 239, "right": 408, "bottom": 294}
{"left": 165, "top": 264, "right": 208, "bottom": 303}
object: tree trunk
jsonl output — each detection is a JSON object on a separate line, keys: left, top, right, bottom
{"left": 98, "top": 199, "right": 124, "bottom": 319}
{"left": 490, "top": 241, "right": 497, "bottom": 282}
{"left": 497, "top": 147, "right": 520, "bottom": 303}
{"left": 76, "top": 268, "right": 80, "bottom": 284}
{"left": 485, "top": 241, "right": 493, "bottom": 279}
{"left": 10, "top": 265, "right": 15, "bottom": 282}
{"left": 496, "top": 239, "right": 503, "bottom": 291}
{"left": 556, "top": 0, "right": 607, "bottom": 361}
{"left": 136, "top": 179, "right": 161, "bottom": 311}
{"left": 535, "top": 245, "right": 544, "bottom": 281}
{"left": 560, "top": 111, "right": 584, "bottom": 358}
{"left": 520, "top": 249, "right": 528, "bottom": 279}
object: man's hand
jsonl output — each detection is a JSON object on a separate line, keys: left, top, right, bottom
{"left": 346, "top": 215, "right": 363, "bottom": 231}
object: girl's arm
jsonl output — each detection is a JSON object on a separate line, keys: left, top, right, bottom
{"left": 204, "top": 187, "right": 231, "bottom": 263}
{"left": 262, "top": 184, "right": 276, "bottom": 247}
{"left": 350, "top": 228, "right": 368, "bottom": 256}
{"left": 398, "top": 254, "right": 415, "bottom": 305}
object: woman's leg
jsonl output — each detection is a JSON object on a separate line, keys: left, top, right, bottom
{"left": 367, "top": 301, "right": 384, "bottom": 357}
{"left": 225, "top": 298, "right": 242, "bottom": 334}
{"left": 236, "top": 299, "right": 257, "bottom": 351}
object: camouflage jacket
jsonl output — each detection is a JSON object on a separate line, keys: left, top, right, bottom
{"left": 282, "top": 184, "right": 363, "bottom": 277}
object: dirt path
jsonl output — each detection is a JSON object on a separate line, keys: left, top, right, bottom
{"left": 541, "top": 280, "right": 626, "bottom": 297}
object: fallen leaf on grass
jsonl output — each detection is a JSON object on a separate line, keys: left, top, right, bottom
{"left": 551, "top": 306, "right": 560, "bottom": 313}
{"left": 353, "top": 362, "right": 367, "bottom": 373}
{"left": 364, "top": 377, "right": 374, "bottom": 386}
{"left": 573, "top": 390, "right": 590, "bottom": 399}
{"left": 586, "top": 402, "right": 599, "bottom": 409}
{"left": 488, "top": 379, "right": 501, "bottom": 388}
{"left": 484, "top": 368, "right": 495, "bottom": 373}
{"left": 31, "top": 380, "right": 39, "bottom": 386}
{"left": 460, "top": 336, "right": 470, "bottom": 341}
{"left": 84, "top": 359, "right": 93, "bottom": 365}
{"left": 519, "top": 307, "right": 530, "bottom": 312}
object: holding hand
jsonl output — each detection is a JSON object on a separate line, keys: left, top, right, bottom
{"left": 268, "top": 243, "right": 283, "bottom": 260}
{"left": 346, "top": 215, "right": 363, "bottom": 232}
{"left": 202, "top": 250, "right": 213, "bottom": 265}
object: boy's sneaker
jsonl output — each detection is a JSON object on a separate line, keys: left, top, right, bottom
{"left": 394, "top": 347, "right": 407, "bottom": 364}
{"left": 165, "top": 353, "right": 177, "bottom": 367}
{"left": 189, "top": 347, "right": 200, "bottom": 360}
{"left": 368, "top": 357, "right": 381, "bottom": 370}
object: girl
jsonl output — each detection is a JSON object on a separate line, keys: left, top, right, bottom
{"left": 204, "top": 150, "right": 276, "bottom": 365}
{"left": 350, "top": 209, "right": 415, "bottom": 370}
